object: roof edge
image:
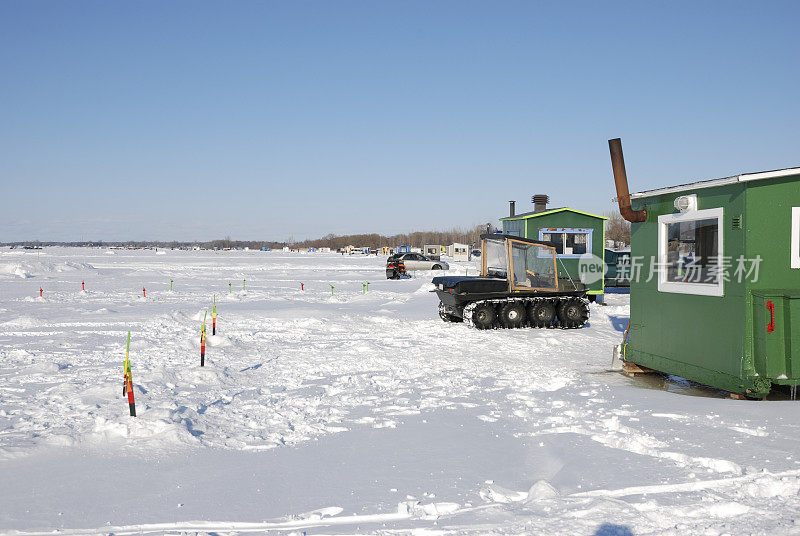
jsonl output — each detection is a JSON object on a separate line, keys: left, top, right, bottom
{"left": 631, "top": 166, "right": 800, "bottom": 199}
{"left": 500, "top": 207, "right": 608, "bottom": 221}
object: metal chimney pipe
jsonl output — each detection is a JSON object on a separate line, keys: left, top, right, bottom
{"left": 608, "top": 138, "right": 647, "bottom": 223}
{"left": 532, "top": 194, "right": 549, "bottom": 213}
{"left": 509, "top": 200, "right": 516, "bottom": 218}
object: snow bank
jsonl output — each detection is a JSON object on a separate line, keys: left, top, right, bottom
{"left": 0, "top": 260, "right": 95, "bottom": 279}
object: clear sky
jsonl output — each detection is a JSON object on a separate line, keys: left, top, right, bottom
{"left": 2, "top": 1, "right": 799, "bottom": 242}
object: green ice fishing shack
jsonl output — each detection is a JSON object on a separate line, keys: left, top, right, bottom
{"left": 500, "top": 196, "right": 607, "bottom": 301}
{"left": 609, "top": 138, "right": 800, "bottom": 398}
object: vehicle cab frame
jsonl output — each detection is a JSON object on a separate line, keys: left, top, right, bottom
{"left": 480, "top": 234, "right": 560, "bottom": 293}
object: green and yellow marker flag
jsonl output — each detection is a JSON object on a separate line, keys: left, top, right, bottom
{"left": 123, "top": 331, "right": 136, "bottom": 416}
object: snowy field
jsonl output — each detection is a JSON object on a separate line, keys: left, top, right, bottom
{"left": 1, "top": 248, "right": 800, "bottom": 536}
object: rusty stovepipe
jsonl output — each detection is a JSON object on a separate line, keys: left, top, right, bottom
{"left": 608, "top": 138, "right": 647, "bottom": 223}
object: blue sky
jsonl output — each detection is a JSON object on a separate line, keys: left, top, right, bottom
{"left": 2, "top": 1, "right": 798, "bottom": 242}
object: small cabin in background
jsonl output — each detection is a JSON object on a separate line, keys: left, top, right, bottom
{"left": 449, "top": 243, "right": 470, "bottom": 262}
{"left": 500, "top": 195, "right": 607, "bottom": 300}
{"left": 423, "top": 245, "right": 441, "bottom": 259}
{"left": 604, "top": 248, "right": 631, "bottom": 287}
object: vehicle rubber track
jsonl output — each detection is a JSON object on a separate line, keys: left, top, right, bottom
{"left": 462, "top": 296, "right": 589, "bottom": 330}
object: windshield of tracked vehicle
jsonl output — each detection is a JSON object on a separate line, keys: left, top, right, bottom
{"left": 510, "top": 241, "right": 556, "bottom": 289}
{"left": 483, "top": 238, "right": 507, "bottom": 277}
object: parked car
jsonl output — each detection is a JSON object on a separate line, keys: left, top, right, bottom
{"left": 387, "top": 253, "right": 449, "bottom": 271}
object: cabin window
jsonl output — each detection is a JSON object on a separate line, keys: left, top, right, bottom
{"left": 483, "top": 238, "right": 508, "bottom": 278}
{"left": 792, "top": 207, "right": 800, "bottom": 269}
{"left": 657, "top": 207, "right": 724, "bottom": 296}
{"left": 509, "top": 240, "right": 557, "bottom": 290}
{"left": 538, "top": 228, "right": 593, "bottom": 258}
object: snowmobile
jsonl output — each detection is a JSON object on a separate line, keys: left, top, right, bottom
{"left": 431, "top": 234, "right": 589, "bottom": 329}
{"left": 386, "top": 257, "right": 411, "bottom": 279}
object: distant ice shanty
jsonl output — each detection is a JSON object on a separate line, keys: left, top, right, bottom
{"left": 423, "top": 245, "right": 441, "bottom": 259}
{"left": 604, "top": 248, "right": 631, "bottom": 287}
{"left": 448, "top": 243, "right": 470, "bottom": 261}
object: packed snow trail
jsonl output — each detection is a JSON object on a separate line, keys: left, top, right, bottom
{"left": 2, "top": 248, "right": 800, "bottom": 534}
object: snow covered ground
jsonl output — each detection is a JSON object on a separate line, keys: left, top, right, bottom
{"left": 1, "top": 248, "right": 799, "bottom": 535}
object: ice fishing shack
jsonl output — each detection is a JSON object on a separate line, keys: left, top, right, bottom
{"left": 609, "top": 138, "right": 800, "bottom": 398}
{"left": 500, "top": 196, "right": 607, "bottom": 301}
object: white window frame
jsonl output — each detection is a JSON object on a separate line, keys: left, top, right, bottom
{"left": 792, "top": 207, "right": 800, "bottom": 269}
{"left": 537, "top": 228, "right": 593, "bottom": 259}
{"left": 657, "top": 207, "right": 724, "bottom": 297}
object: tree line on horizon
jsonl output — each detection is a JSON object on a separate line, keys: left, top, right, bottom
{"left": 4, "top": 212, "right": 630, "bottom": 250}
{"left": 2, "top": 224, "right": 498, "bottom": 250}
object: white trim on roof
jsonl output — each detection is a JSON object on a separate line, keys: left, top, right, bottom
{"left": 630, "top": 167, "right": 800, "bottom": 199}
{"left": 739, "top": 168, "right": 800, "bottom": 182}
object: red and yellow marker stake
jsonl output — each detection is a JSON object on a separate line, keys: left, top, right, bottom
{"left": 201, "top": 312, "right": 207, "bottom": 367}
{"left": 122, "top": 331, "right": 136, "bottom": 417}
{"left": 212, "top": 296, "right": 217, "bottom": 336}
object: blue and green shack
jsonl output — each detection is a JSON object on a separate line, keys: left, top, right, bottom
{"left": 500, "top": 196, "right": 607, "bottom": 300}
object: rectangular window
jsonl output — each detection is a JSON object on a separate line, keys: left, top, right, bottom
{"left": 541, "top": 232, "right": 564, "bottom": 254}
{"left": 510, "top": 240, "right": 557, "bottom": 290}
{"left": 792, "top": 207, "right": 800, "bottom": 269}
{"left": 566, "top": 233, "right": 587, "bottom": 255}
{"left": 665, "top": 218, "right": 719, "bottom": 283}
{"left": 538, "top": 228, "right": 593, "bottom": 258}
{"left": 657, "top": 207, "right": 724, "bottom": 296}
{"left": 483, "top": 238, "right": 508, "bottom": 278}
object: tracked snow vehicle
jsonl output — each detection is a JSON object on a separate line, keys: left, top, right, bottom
{"left": 432, "top": 234, "right": 589, "bottom": 329}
